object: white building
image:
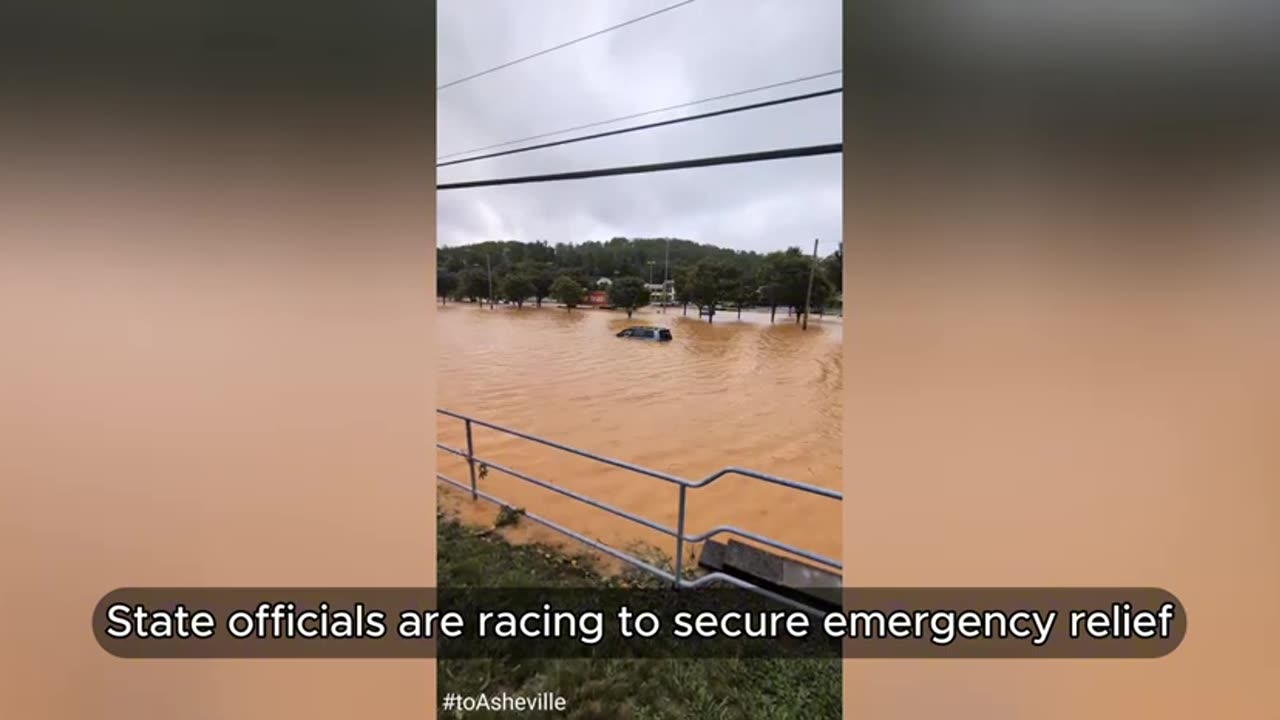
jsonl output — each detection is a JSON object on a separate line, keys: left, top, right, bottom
{"left": 645, "top": 280, "right": 676, "bottom": 305}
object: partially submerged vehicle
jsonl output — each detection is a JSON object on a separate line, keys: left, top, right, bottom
{"left": 616, "top": 326, "right": 673, "bottom": 342}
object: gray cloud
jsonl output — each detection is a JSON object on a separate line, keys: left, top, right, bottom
{"left": 437, "top": 0, "right": 842, "bottom": 254}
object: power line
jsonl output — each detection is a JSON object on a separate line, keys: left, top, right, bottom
{"left": 438, "top": 87, "right": 842, "bottom": 168}
{"left": 438, "top": 0, "right": 698, "bottom": 91}
{"left": 437, "top": 69, "right": 843, "bottom": 160}
{"left": 437, "top": 143, "right": 841, "bottom": 190}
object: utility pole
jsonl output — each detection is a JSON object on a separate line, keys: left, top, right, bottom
{"left": 486, "top": 253, "right": 494, "bottom": 309}
{"left": 647, "top": 260, "right": 655, "bottom": 284}
{"left": 802, "top": 238, "right": 818, "bottom": 331}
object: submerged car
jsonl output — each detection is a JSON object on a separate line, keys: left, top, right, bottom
{"left": 616, "top": 326, "right": 673, "bottom": 342}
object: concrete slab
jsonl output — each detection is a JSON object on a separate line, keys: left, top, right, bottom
{"left": 697, "top": 539, "right": 727, "bottom": 571}
{"left": 724, "top": 540, "right": 785, "bottom": 584}
{"left": 698, "top": 538, "right": 842, "bottom": 611}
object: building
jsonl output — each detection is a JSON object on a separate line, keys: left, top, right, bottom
{"left": 645, "top": 280, "right": 676, "bottom": 305}
{"left": 585, "top": 290, "right": 609, "bottom": 306}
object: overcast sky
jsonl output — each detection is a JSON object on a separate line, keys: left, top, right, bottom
{"left": 436, "top": 0, "right": 842, "bottom": 254}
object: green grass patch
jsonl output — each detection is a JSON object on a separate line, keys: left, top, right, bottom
{"left": 437, "top": 509, "right": 841, "bottom": 719}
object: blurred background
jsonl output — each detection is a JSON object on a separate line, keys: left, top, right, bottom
{"left": 1, "top": 3, "right": 435, "bottom": 719}
{"left": 843, "top": 2, "right": 1278, "bottom": 718}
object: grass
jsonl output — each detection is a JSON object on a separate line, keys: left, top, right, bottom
{"left": 437, "top": 506, "right": 841, "bottom": 720}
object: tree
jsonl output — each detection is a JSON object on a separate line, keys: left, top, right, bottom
{"left": 687, "top": 259, "right": 739, "bottom": 324}
{"left": 759, "top": 248, "right": 813, "bottom": 322}
{"left": 803, "top": 274, "right": 834, "bottom": 320}
{"left": 756, "top": 264, "right": 782, "bottom": 323}
{"left": 517, "top": 261, "right": 556, "bottom": 307}
{"left": 437, "top": 270, "right": 458, "bottom": 305}
{"left": 441, "top": 237, "right": 775, "bottom": 304}
{"left": 730, "top": 274, "right": 756, "bottom": 319}
{"left": 821, "top": 242, "right": 842, "bottom": 294}
{"left": 500, "top": 273, "right": 536, "bottom": 309}
{"left": 436, "top": 237, "right": 834, "bottom": 318}
{"left": 672, "top": 265, "right": 694, "bottom": 316}
{"left": 569, "top": 270, "right": 595, "bottom": 295}
{"left": 549, "top": 276, "right": 585, "bottom": 311}
{"left": 779, "top": 254, "right": 833, "bottom": 328}
{"left": 456, "top": 267, "right": 488, "bottom": 303}
{"left": 607, "top": 276, "right": 649, "bottom": 319}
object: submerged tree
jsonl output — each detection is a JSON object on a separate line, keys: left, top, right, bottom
{"left": 822, "top": 242, "right": 843, "bottom": 295}
{"left": 436, "top": 237, "right": 843, "bottom": 322}
{"left": 437, "top": 270, "right": 458, "bottom": 305}
{"left": 455, "top": 267, "right": 489, "bottom": 304}
{"left": 759, "top": 248, "right": 815, "bottom": 324}
{"left": 549, "top": 276, "right": 585, "bottom": 311}
{"left": 516, "top": 260, "right": 556, "bottom": 308}
{"left": 672, "top": 265, "right": 694, "bottom": 316}
{"left": 500, "top": 273, "right": 536, "bottom": 309}
{"left": 731, "top": 274, "right": 756, "bottom": 319}
{"left": 687, "top": 258, "right": 740, "bottom": 324}
{"left": 607, "top": 276, "right": 649, "bottom": 319}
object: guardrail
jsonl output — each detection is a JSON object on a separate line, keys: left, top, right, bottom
{"left": 435, "top": 408, "right": 842, "bottom": 614}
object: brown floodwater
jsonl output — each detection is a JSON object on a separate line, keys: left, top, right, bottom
{"left": 436, "top": 302, "right": 843, "bottom": 568}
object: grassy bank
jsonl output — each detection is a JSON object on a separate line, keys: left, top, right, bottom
{"left": 437, "top": 509, "right": 841, "bottom": 719}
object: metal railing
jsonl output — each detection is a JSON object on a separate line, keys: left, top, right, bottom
{"left": 435, "top": 408, "right": 842, "bottom": 615}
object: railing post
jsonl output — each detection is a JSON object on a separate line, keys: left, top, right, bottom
{"left": 465, "top": 418, "right": 478, "bottom": 500}
{"left": 673, "top": 484, "right": 688, "bottom": 588}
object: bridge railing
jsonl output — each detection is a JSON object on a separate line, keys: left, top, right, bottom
{"left": 435, "top": 408, "right": 841, "bottom": 614}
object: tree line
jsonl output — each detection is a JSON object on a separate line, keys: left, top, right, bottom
{"left": 436, "top": 237, "right": 841, "bottom": 324}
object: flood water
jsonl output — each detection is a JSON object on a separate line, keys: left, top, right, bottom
{"left": 436, "top": 302, "right": 843, "bottom": 567}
